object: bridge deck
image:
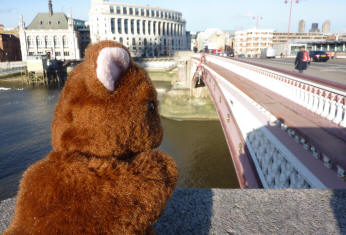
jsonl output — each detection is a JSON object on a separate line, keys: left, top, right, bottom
{"left": 207, "top": 60, "right": 346, "bottom": 174}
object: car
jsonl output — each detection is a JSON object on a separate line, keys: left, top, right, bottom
{"left": 309, "top": 51, "right": 329, "bottom": 62}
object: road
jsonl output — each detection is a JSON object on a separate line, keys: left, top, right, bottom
{"left": 238, "top": 58, "right": 346, "bottom": 85}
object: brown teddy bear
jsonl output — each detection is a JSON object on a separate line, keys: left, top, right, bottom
{"left": 5, "top": 41, "right": 178, "bottom": 235}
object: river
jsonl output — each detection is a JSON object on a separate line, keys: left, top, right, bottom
{"left": 0, "top": 78, "right": 238, "bottom": 201}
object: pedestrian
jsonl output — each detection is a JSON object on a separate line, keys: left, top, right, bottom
{"left": 295, "top": 46, "right": 310, "bottom": 73}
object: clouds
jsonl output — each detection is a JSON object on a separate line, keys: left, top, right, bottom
{"left": 0, "top": 8, "right": 17, "bottom": 14}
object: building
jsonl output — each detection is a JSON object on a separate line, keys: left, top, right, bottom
{"left": 89, "top": 0, "right": 187, "bottom": 57}
{"left": 19, "top": 0, "right": 90, "bottom": 61}
{"left": 298, "top": 20, "right": 305, "bottom": 33}
{"left": 234, "top": 28, "right": 273, "bottom": 58}
{"left": 273, "top": 32, "right": 328, "bottom": 44}
{"left": 309, "top": 23, "right": 320, "bottom": 33}
{"left": 0, "top": 34, "right": 22, "bottom": 61}
{"left": 322, "top": 20, "right": 331, "bottom": 34}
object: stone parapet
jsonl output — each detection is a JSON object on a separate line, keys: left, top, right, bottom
{"left": 1, "top": 189, "right": 345, "bottom": 234}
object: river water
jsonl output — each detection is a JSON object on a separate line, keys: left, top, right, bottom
{"left": 0, "top": 79, "right": 238, "bottom": 201}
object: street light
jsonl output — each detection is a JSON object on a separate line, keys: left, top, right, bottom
{"left": 285, "top": 0, "right": 299, "bottom": 57}
{"left": 252, "top": 16, "right": 263, "bottom": 29}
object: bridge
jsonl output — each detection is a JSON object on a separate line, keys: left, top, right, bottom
{"left": 191, "top": 54, "right": 346, "bottom": 189}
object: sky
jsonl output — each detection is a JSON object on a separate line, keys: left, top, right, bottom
{"left": 1, "top": 0, "right": 346, "bottom": 33}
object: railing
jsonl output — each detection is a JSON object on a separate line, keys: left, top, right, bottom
{"left": 203, "top": 55, "right": 346, "bottom": 127}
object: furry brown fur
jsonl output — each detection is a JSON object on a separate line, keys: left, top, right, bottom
{"left": 5, "top": 41, "right": 178, "bottom": 235}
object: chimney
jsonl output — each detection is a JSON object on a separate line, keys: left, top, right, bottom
{"left": 49, "top": 0, "right": 53, "bottom": 16}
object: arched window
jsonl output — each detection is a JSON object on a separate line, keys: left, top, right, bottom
{"left": 162, "top": 22, "right": 165, "bottom": 35}
{"left": 36, "top": 36, "right": 41, "bottom": 47}
{"left": 167, "top": 23, "right": 170, "bottom": 36}
{"left": 144, "top": 38, "right": 147, "bottom": 46}
{"left": 132, "top": 38, "right": 136, "bottom": 45}
{"left": 44, "top": 36, "right": 49, "bottom": 47}
{"left": 119, "top": 37, "right": 123, "bottom": 44}
{"left": 27, "top": 36, "right": 32, "bottom": 47}
{"left": 158, "top": 22, "right": 161, "bottom": 35}
{"left": 63, "top": 36, "right": 68, "bottom": 47}
{"left": 53, "top": 36, "right": 57, "bottom": 46}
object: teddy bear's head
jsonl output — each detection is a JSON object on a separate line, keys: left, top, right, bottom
{"left": 51, "top": 41, "right": 163, "bottom": 157}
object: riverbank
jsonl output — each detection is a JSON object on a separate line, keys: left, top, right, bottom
{"left": 159, "top": 88, "right": 218, "bottom": 121}
{"left": 1, "top": 189, "right": 345, "bottom": 234}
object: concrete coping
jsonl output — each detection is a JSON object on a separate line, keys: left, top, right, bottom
{"left": 1, "top": 188, "right": 345, "bottom": 234}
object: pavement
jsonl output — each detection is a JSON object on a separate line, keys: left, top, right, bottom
{"left": 1, "top": 189, "right": 346, "bottom": 234}
{"left": 239, "top": 58, "right": 346, "bottom": 85}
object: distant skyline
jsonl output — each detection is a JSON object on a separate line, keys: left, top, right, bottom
{"left": 1, "top": 0, "right": 346, "bottom": 33}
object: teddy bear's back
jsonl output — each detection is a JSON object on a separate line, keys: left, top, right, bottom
{"left": 6, "top": 150, "right": 177, "bottom": 235}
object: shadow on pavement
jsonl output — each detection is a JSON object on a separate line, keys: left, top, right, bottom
{"left": 154, "top": 188, "right": 213, "bottom": 234}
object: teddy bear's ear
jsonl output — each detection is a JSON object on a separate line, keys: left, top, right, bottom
{"left": 96, "top": 47, "right": 130, "bottom": 91}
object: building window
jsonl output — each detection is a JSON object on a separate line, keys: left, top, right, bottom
{"left": 151, "top": 10, "right": 154, "bottom": 17}
{"left": 111, "top": 18, "right": 115, "bottom": 34}
{"left": 137, "top": 20, "right": 140, "bottom": 34}
{"left": 119, "top": 37, "right": 123, "bottom": 44}
{"left": 142, "top": 20, "right": 146, "bottom": 35}
{"left": 116, "top": 6, "right": 121, "bottom": 14}
{"left": 130, "top": 19, "right": 134, "bottom": 34}
{"left": 53, "top": 36, "right": 58, "bottom": 46}
{"left": 153, "top": 21, "right": 156, "bottom": 35}
{"left": 148, "top": 21, "right": 151, "bottom": 35}
{"left": 40, "top": 21, "right": 43, "bottom": 25}
{"left": 167, "top": 23, "right": 170, "bottom": 36}
{"left": 110, "top": 6, "right": 114, "bottom": 13}
{"left": 129, "top": 8, "right": 133, "bottom": 15}
{"left": 135, "top": 8, "right": 139, "bottom": 16}
{"left": 165, "top": 12, "right": 167, "bottom": 18}
{"left": 118, "top": 18, "right": 122, "bottom": 34}
{"left": 124, "top": 19, "right": 128, "bottom": 34}
{"left": 44, "top": 36, "right": 49, "bottom": 47}
{"left": 146, "top": 9, "right": 149, "bottom": 16}
{"left": 123, "top": 7, "right": 127, "bottom": 14}
{"left": 160, "top": 11, "right": 163, "bottom": 18}
{"left": 156, "top": 10, "right": 159, "bottom": 17}
{"left": 132, "top": 38, "right": 136, "bottom": 45}
{"left": 141, "top": 9, "right": 144, "bottom": 16}
{"left": 64, "top": 51, "right": 69, "bottom": 56}
{"left": 63, "top": 36, "right": 68, "bottom": 47}
{"left": 55, "top": 51, "right": 61, "bottom": 56}
{"left": 28, "top": 52, "right": 34, "bottom": 56}
{"left": 144, "top": 38, "right": 147, "bottom": 46}
{"left": 158, "top": 22, "right": 161, "bottom": 35}
{"left": 171, "top": 23, "right": 173, "bottom": 35}
{"left": 27, "top": 36, "right": 32, "bottom": 47}
{"left": 162, "top": 22, "right": 165, "bottom": 35}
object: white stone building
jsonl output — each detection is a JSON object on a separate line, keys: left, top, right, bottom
{"left": 19, "top": 0, "right": 89, "bottom": 61}
{"left": 89, "top": 0, "right": 187, "bottom": 57}
{"left": 234, "top": 28, "right": 274, "bottom": 58}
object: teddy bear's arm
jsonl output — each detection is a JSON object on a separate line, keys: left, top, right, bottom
{"left": 122, "top": 150, "right": 178, "bottom": 226}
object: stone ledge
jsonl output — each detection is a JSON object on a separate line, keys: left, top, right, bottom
{"left": 1, "top": 189, "right": 345, "bottom": 234}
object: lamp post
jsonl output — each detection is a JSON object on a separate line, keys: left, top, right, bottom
{"left": 285, "top": 0, "right": 299, "bottom": 57}
{"left": 252, "top": 16, "right": 263, "bottom": 29}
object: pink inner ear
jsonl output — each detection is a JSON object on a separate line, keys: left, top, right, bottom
{"left": 96, "top": 47, "right": 130, "bottom": 91}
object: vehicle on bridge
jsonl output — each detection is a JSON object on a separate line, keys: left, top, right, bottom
{"left": 309, "top": 51, "right": 329, "bottom": 62}
{"left": 260, "top": 48, "right": 276, "bottom": 59}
